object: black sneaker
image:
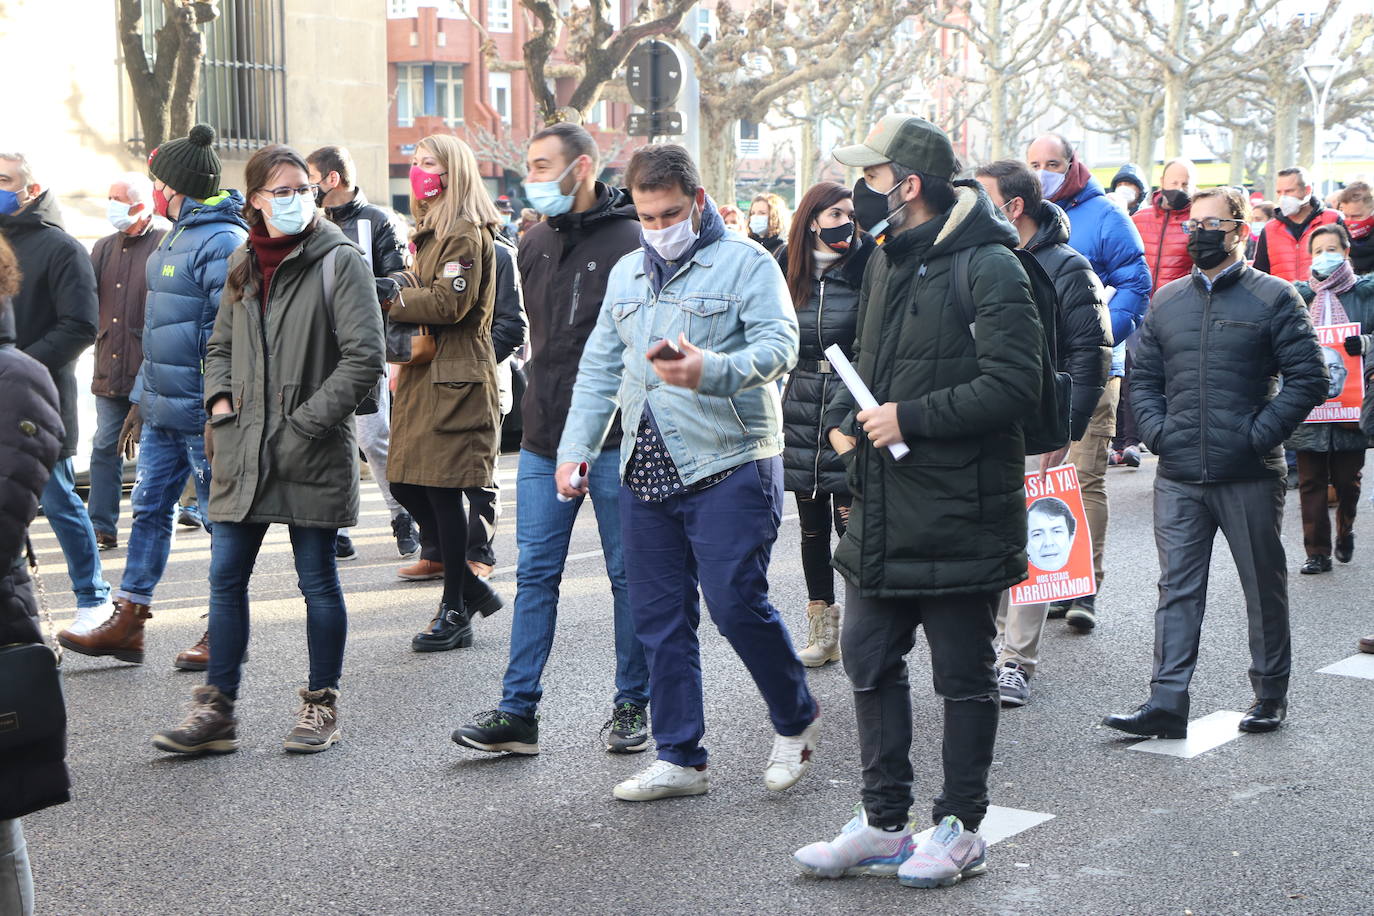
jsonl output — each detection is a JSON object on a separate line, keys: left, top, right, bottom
{"left": 177, "top": 507, "right": 203, "bottom": 529}
{"left": 1066, "top": 594, "right": 1097, "bottom": 633}
{"left": 335, "top": 534, "right": 358, "bottom": 561}
{"left": 1046, "top": 600, "right": 1072, "bottom": 620}
{"left": 392, "top": 512, "right": 420, "bottom": 558}
{"left": 453, "top": 709, "right": 539, "bottom": 755}
{"left": 602, "top": 702, "right": 651, "bottom": 754}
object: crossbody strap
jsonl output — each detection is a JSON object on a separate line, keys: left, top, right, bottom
{"left": 25, "top": 536, "right": 61, "bottom": 666}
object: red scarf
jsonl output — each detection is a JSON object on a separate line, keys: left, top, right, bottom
{"left": 1050, "top": 157, "right": 1093, "bottom": 205}
{"left": 249, "top": 221, "right": 309, "bottom": 312}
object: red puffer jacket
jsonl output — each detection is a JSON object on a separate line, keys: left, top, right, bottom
{"left": 1133, "top": 194, "right": 1192, "bottom": 293}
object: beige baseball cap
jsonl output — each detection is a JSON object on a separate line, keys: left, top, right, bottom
{"left": 832, "top": 114, "right": 958, "bottom": 179}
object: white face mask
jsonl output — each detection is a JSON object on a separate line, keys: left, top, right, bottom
{"left": 749, "top": 214, "right": 770, "bottom": 236}
{"left": 107, "top": 199, "right": 139, "bottom": 232}
{"left": 1278, "top": 194, "right": 1305, "bottom": 218}
{"left": 1249, "top": 220, "right": 1267, "bottom": 235}
{"left": 643, "top": 205, "right": 699, "bottom": 261}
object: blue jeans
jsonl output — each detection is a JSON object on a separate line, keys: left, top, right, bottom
{"left": 207, "top": 522, "right": 345, "bottom": 701}
{"left": 620, "top": 457, "right": 815, "bottom": 768}
{"left": 117, "top": 424, "right": 212, "bottom": 605}
{"left": 39, "top": 459, "right": 110, "bottom": 609}
{"left": 499, "top": 449, "right": 649, "bottom": 720}
{"left": 87, "top": 395, "right": 131, "bottom": 537}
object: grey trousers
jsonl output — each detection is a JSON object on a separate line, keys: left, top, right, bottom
{"left": 0, "top": 819, "right": 32, "bottom": 916}
{"left": 841, "top": 581, "right": 1000, "bottom": 831}
{"left": 1150, "top": 475, "right": 1291, "bottom": 717}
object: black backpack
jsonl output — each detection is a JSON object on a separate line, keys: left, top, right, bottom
{"left": 951, "top": 245, "right": 1071, "bottom": 456}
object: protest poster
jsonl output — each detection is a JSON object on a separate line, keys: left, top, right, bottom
{"left": 1010, "top": 464, "right": 1096, "bottom": 606}
{"left": 1303, "top": 322, "right": 1364, "bottom": 424}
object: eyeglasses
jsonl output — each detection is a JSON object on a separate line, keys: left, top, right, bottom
{"left": 1181, "top": 217, "right": 1244, "bottom": 234}
{"left": 262, "top": 184, "right": 319, "bottom": 200}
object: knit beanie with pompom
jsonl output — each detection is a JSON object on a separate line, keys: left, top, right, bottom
{"left": 148, "top": 124, "right": 222, "bottom": 200}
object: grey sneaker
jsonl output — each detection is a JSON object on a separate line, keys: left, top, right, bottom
{"left": 897, "top": 816, "right": 988, "bottom": 888}
{"left": 283, "top": 687, "right": 341, "bottom": 753}
{"left": 1065, "top": 595, "right": 1097, "bottom": 633}
{"left": 602, "top": 702, "right": 651, "bottom": 754}
{"left": 997, "top": 661, "right": 1030, "bottom": 707}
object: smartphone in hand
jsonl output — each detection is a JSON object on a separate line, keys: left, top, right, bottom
{"left": 647, "top": 338, "right": 685, "bottom": 361}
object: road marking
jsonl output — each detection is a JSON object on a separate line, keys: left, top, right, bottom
{"left": 912, "top": 806, "right": 1054, "bottom": 846}
{"left": 1318, "top": 653, "right": 1374, "bottom": 680}
{"left": 1125, "top": 710, "right": 1245, "bottom": 759}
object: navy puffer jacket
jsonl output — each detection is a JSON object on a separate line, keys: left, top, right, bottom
{"left": 133, "top": 191, "right": 247, "bottom": 432}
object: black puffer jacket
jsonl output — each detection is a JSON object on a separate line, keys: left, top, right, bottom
{"left": 779, "top": 234, "right": 875, "bottom": 494}
{"left": 324, "top": 188, "right": 406, "bottom": 304}
{"left": 1025, "top": 201, "right": 1113, "bottom": 440}
{"left": 0, "top": 301, "right": 70, "bottom": 820}
{"left": 1131, "top": 264, "right": 1327, "bottom": 483}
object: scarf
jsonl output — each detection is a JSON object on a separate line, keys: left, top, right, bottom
{"left": 1050, "top": 157, "right": 1093, "bottom": 205}
{"left": 1310, "top": 258, "right": 1356, "bottom": 326}
{"left": 812, "top": 247, "right": 842, "bottom": 279}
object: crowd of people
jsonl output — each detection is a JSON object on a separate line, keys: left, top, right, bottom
{"left": 2, "top": 107, "right": 1373, "bottom": 908}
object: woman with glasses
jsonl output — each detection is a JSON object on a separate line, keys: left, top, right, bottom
{"left": 153, "top": 144, "right": 385, "bottom": 757}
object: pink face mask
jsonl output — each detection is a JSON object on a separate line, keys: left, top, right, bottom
{"left": 410, "top": 166, "right": 446, "bottom": 201}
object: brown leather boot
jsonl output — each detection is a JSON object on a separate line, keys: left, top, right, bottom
{"left": 398, "top": 558, "right": 444, "bottom": 581}
{"left": 175, "top": 631, "right": 210, "bottom": 671}
{"left": 58, "top": 597, "right": 151, "bottom": 663}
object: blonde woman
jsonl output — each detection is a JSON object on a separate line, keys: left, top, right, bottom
{"left": 748, "top": 191, "right": 791, "bottom": 255}
{"left": 388, "top": 134, "right": 503, "bottom": 652}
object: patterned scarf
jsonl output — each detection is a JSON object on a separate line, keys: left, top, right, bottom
{"left": 1310, "top": 258, "right": 1356, "bottom": 326}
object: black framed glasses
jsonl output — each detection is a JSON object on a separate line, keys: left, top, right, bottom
{"left": 1181, "top": 217, "right": 1244, "bottom": 234}
{"left": 263, "top": 184, "right": 319, "bottom": 200}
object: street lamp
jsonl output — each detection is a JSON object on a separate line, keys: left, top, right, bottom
{"left": 1301, "top": 57, "right": 1343, "bottom": 196}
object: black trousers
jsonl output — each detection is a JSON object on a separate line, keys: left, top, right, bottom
{"left": 1112, "top": 350, "right": 1140, "bottom": 450}
{"left": 841, "top": 581, "right": 1000, "bottom": 830}
{"left": 391, "top": 482, "right": 470, "bottom": 610}
{"left": 794, "top": 490, "right": 851, "bottom": 605}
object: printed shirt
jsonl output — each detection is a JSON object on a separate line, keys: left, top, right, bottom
{"left": 625, "top": 407, "right": 735, "bottom": 502}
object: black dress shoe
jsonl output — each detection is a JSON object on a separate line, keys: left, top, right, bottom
{"left": 1238, "top": 699, "right": 1286, "bottom": 733}
{"left": 1300, "top": 555, "right": 1332, "bottom": 575}
{"left": 1102, "top": 705, "right": 1187, "bottom": 739}
{"left": 411, "top": 603, "right": 473, "bottom": 652}
{"left": 1335, "top": 534, "right": 1355, "bottom": 564}
{"left": 463, "top": 575, "right": 504, "bottom": 618}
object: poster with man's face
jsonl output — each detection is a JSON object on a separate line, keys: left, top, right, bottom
{"left": 1011, "top": 465, "right": 1096, "bottom": 606}
{"left": 1304, "top": 322, "right": 1364, "bottom": 424}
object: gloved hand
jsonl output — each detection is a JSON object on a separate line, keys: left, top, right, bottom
{"left": 118, "top": 403, "right": 143, "bottom": 459}
{"left": 1344, "top": 335, "right": 1367, "bottom": 356}
{"left": 389, "top": 269, "right": 422, "bottom": 289}
{"left": 375, "top": 276, "right": 400, "bottom": 310}
{"left": 203, "top": 420, "right": 215, "bottom": 465}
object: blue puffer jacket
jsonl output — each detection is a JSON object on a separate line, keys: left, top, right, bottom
{"left": 1057, "top": 177, "right": 1152, "bottom": 346}
{"left": 133, "top": 191, "right": 248, "bottom": 433}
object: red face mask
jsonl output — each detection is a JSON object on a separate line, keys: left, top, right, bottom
{"left": 1346, "top": 215, "right": 1374, "bottom": 241}
{"left": 410, "top": 166, "right": 446, "bottom": 201}
{"left": 153, "top": 183, "right": 172, "bottom": 219}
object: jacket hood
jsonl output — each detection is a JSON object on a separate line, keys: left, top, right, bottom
{"left": 1027, "top": 200, "right": 1071, "bottom": 252}
{"left": 927, "top": 181, "right": 1020, "bottom": 258}
{"left": 549, "top": 182, "right": 637, "bottom": 234}
{"left": 175, "top": 190, "right": 248, "bottom": 232}
{"left": 325, "top": 187, "right": 372, "bottom": 223}
{"left": 0, "top": 189, "right": 65, "bottom": 234}
{"left": 1110, "top": 164, "right": 1147, "bottom": 195}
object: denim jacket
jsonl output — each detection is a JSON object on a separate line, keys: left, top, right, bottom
{"left": 557, "top": 231, "right": 798, "bottom": 484}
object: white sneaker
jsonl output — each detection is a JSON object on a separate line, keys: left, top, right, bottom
{"left": 794, "top": 806, "right": 916, "bottom": 878}
{"left": 897, "top": 815, "right": 988, "bottom": 888}
{"left": 764, "top": 712, "right": 821, "bottom": 791}
{"left": 612, "top": 759, "right": 709, "bottom": 801}
{"left": 63, "top": 601, "right": 114, "bottom": 638}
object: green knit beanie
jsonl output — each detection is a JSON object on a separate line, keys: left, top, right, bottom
{"left": 149, "top": 124, "right": 222, "bottom": 200}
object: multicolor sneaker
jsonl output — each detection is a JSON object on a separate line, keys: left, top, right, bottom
{"left": 601, "top": 702, "right": 651, "bottom": 754}
{"left": 897, "top": 816, "right": 988, "bottom": 888}
{"left": 794, "top": 806, "right": 915, "bottom": 878}
{"left": 763, "top": 710, "right": 821, "bottom": 791}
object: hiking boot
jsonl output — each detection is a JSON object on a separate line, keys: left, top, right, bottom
{"left": 61, "top": 601, "right": 114, "bottom": 639}
{"left": 1066, "top": 594, "right": 1097, "bottom": 633}
{"left": 1336, "top": 534, "right": 1355, "bottom": 564}
{"left": 602, "top": 702, "right": 651, "bottom": 754}
{"left": 797, "top": 600, "right": 841, "bottom": 668}
{"left": 95, "top": 530, "right": 118, "bottom": 551}
{"left": 58, "top": 597, "right": 150, "bottom": 663}
{"left": 997, "top": 660, "right": 1030, "bottom": 707}
{"left": 398, "top": 558, "right": 445, "bottom": 581}
{"left": 613, "top": 759, "right": 708, "bottom": 801}
{"left": 764, "top": 711, "right": 821, "bottom": 791}
{"left": 335, "top": 534, "right": 357, "bottom": 561}
{"left": 1300, "top": 555, "right": 1332, "bottom": 575}
{"left": 794, "top": 805, "right": 916, "bottom": 878}
{"left": 175, "top": 630, "right": 211, "bottom": 671}
{"left": 897, "top": 816, "right": 988, "bottom": 888}
{"left": 411, "top": 603, "right": 472, "bottom": 652}
{"left": 391, "top": 512, "right": 420, "bottom": 558}
{"left": 452, "top": 709, "right": 540, "bottom": 754}
{"left": 463, "top": 574, "right": 504, "bottom": 618}
{"left": 152, "top": 685, "right": 239, "bottom": 755}
{"left": 283, "top": 687, "right": 341, "bottom": 753}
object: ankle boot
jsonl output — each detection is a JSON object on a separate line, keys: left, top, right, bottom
{"left": 797, "top": 600, "right": 841, "bottom": 668}
{"left": 58, "top": 597, "right": 151, "bottom": 663}
{"left": 411, "top": 602, "right": 473, "bottom": 652}
{"left": 284, "top": 687, "right": 341, "bottom": 753}
{"left": 463, "top": 574, "right": 504, "bottom": 618}
{"left": 175, "top": 631, "right": 211, "bottom": 671}
{"left": 152, "top": 685, "right": 239, "bottom": 755}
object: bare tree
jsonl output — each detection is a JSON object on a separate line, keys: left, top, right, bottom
{"left": 1066, "top": 36, "right": 1164, "bottom": 170}
{"left": 117, "top": 0, "right": 218, "bottom": 153}
{"left": 463, "top": 123, "right": 634, "bottom": 182}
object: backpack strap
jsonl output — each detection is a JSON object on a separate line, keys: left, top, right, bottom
{"left": 952, "top": 246, "right": 976, "bottom": 337}
{"left": 322, "top": 246, "right": 338, "bottom": 309}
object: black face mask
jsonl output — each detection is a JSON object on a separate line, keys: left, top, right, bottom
{"left": 1187, "top": 228, "right": 1234, "bottom": 269}
{"left": 852, "top": 179, "right": 892, "bottom": 234}
{"left": 314, "top": 183, "right": 330, "bottom": 209}
{"left": 817, "top": 222, "right": 854, "bottom": 252}
{"left": 1161, "top": 188, "right": 1190, "bottom": 211}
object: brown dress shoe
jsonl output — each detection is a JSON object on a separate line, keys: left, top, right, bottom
{"left": 175, "top": 630, "right": 211, "bottom": 671}
{"left": 95, "top": 530, "right": 118, "bottom": 551}
{"left": 58, "top": 597, "right": 150, "bottom": 663}
{"left": 398, "top": 558, "right": 445, "bottom": 581}
{"left": 1359, "top": 634, "right": 1374, "bottom": 655}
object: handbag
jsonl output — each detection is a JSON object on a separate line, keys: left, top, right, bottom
{"left": 385, "top": 317, "right": 436, "bottom": 366}
{"left": 0, "top": 539, "right": 66, "bottom": 754}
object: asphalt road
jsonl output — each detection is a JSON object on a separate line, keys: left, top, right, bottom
{"left": 20, "top": 453, "right": 1374, "bottom": 915}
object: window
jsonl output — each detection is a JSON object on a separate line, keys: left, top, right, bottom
{"left": 488, "top": 0, "right": 513, "bottom": 32}
{"left": 396, "top": 63, "right": 464, "bottom": 127}
{"left": 488, "top": 73, "right": 511, "bottom": 123}
{"left": 388, "top": 0, "right": 416, "bottom": 16}
{"left": 436, "top": 64, "right": 465, "bottom": 126}
{"left": 587, "top": 100, "right": 607, "bottom": 127}
{"left": 693, "top": 6, "right": 714, "bottom": 41}
{"left": 395, "top": 63, "right": 424, "bottom": 127}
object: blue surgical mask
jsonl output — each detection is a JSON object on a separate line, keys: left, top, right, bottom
{"left": 0, "top": 189, "right": 20, "bottom": 215}
{"left": 266, "top": 191, "right": 313, "bottom": 235}
{"left": 1311, "top": 251, "right": 1347, "bottom": 280}
{"left": 107, "top": 199, "right": 138, "bottom": 232}
{"left": 749, "top": 214, "right": 770, "bottom": 236}
{"left": 524, "top": 160, "right": 577, "bottom": 217}
{"left": 1038, "top": 169, "right": 1065, "bottom": 199}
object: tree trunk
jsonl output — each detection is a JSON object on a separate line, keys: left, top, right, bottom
{"left": 1297, "top": 116, "right": 1315, "bottom": 174}
{"left": 798, "top": 111, "right": 817, "bottom": 196}
{"left": 1162, "top": 71, "right": 1186, "bottom": 159}
{"left": 168, "top": 7, "right": 204, "bottom": 139}
{"left": 984, "top": 0, "right": 1007, "bottom": 160}
{"left": 1228, "top": 128, "right": 1246, "bottom": 186}
{"left": 699, "top": 106, "right": 738, "bottom": 205}
{"left": 1271, "top": 85, "right": 1300, "bottom": 180}
{"left": 1131, "top": 103, "right": 1156, "bottom": 171}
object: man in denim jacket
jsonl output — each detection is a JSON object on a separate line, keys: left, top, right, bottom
{"left": 557, "top": 144, "right": 819, "bottom": 802}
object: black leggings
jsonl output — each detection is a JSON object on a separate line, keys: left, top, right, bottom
{"left": 391, "top": 482, "right": 470, "bottom": 610}
{"left": 795, "top": 490, "right": 851, "bottom": 605}
{"left": 420, "top": 486, "right": 498, "bottom": 568}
